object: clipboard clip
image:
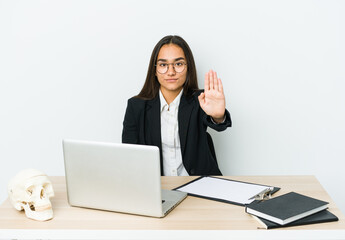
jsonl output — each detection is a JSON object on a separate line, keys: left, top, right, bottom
{"left": 248, "top": 187, "right": 274, "bottom": 201}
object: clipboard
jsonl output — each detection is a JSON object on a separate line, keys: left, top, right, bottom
{"left": 174, "top": 176, "right": 280, "bottom": 206}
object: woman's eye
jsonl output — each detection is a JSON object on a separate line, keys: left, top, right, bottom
{"left": 175, "top": 62, "right": 183, "bottom": 66}
{"left": 159, "top": 63, "right": 167, "bottom": 67}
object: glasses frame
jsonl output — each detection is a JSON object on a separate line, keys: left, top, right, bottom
{"left": 155, "top": 61, "right": 187, "bottom": 74}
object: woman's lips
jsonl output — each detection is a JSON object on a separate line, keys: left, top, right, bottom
{"left": 165, "top": 78, "right": 178, "bottom": 82}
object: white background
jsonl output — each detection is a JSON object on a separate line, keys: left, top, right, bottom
{"left": 1, "top": 0, "right": 344, "bottom": 214}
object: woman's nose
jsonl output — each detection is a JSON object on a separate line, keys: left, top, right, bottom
{"left": 167, "top": 64, "right": 176, "bottom": 75}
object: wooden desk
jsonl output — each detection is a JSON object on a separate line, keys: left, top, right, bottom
{"left": 0, "top": 176, "right": 345, "bottom": 239}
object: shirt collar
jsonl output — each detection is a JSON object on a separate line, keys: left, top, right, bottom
{"left": 159, "top": 89, "right": 183, "bottom": 112}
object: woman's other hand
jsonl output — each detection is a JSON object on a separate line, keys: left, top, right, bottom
{"left": 198, "top": 70, "right": 226, "bottom": 123}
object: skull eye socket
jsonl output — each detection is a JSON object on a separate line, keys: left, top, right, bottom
{"left": 43, "top": 183, "right": 53, "bottom": 197}
{"left": 26, "top": 187, "right": 33, "bottom": 196}
{"left": 40, "top": 189, "right": 45, "bottom": 199}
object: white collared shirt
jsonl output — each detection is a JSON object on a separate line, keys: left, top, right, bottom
{"left": 159, "top": 90, "right": 189, "bottom": 176}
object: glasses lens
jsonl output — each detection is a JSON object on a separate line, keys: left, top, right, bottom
{"left": 156, "top": 63, "right": 168, "bottom": 74}
{"left": 174, "top": 62, "right": 185, "bottom": 73}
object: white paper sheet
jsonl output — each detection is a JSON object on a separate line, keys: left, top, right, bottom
{"left": 176, "top": 177, "right": 273, "bottom": 205}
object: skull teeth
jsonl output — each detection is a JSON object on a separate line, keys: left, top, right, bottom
{"left": 34, "top": 204, "right": 52, "bottom": 211}
{"left": 22, "top": 202, "right": 53, "bottom": 221}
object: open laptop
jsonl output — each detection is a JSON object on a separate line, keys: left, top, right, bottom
{"left": 62, "top": 139, "right": 187, "bottom": 217}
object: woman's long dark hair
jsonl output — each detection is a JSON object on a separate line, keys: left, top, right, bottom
{"left": 136, "top": 35, "right": 198, "bottom": 99}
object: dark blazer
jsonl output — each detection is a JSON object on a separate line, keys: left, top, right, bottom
{"left": 122, "top": 91, "right": 232, "bottom": 176}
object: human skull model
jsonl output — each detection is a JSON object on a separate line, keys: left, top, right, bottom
{"left": 7, "top": 169, "right": 55, "bottom": 221}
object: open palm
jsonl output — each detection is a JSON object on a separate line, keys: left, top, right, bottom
{"left": 198, "top": 70, "right": 226, "bottom": 122}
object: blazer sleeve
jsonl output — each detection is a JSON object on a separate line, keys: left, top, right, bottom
{"left": 122, "top": 98, "right": 139, "bottom": 144}
{"left": 203, "top": 109, "right": 232, "bottom": 131}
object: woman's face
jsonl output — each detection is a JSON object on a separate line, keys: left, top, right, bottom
{"left": 155, "top": 43, "right": 187, "bottom": 96}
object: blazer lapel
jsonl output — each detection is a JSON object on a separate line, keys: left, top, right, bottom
{"left": 146, "top": 95, "right": 164, "bottom": 174}
{"left": 146, "top": 95, "right": 161, "bottom": 148}
{"left": 178, "top": 94, "right": 194, "bottom": 156}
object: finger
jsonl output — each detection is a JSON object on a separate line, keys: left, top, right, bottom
{"left": 218, "top": 78, "right": 224, "bottom": 93}
{"left": 204, "top": 72, "right": 210, "bottom": 92}
{"left": 213, "top": 71, "right": 219, "bottom": 91}
{"left": 209, "top": 70, "right": 214, "bottom": 90}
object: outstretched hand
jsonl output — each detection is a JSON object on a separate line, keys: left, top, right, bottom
{"left": 198, "top": 70, "right": 226, "bottom": 123}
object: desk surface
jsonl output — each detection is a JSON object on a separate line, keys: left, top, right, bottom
{"left": 1, "top": 176, "right": 345, "bottom": 239}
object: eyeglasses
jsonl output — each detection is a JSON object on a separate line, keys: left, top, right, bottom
{"left": 155, "top": 61, "right": 187, "bottom": 74}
